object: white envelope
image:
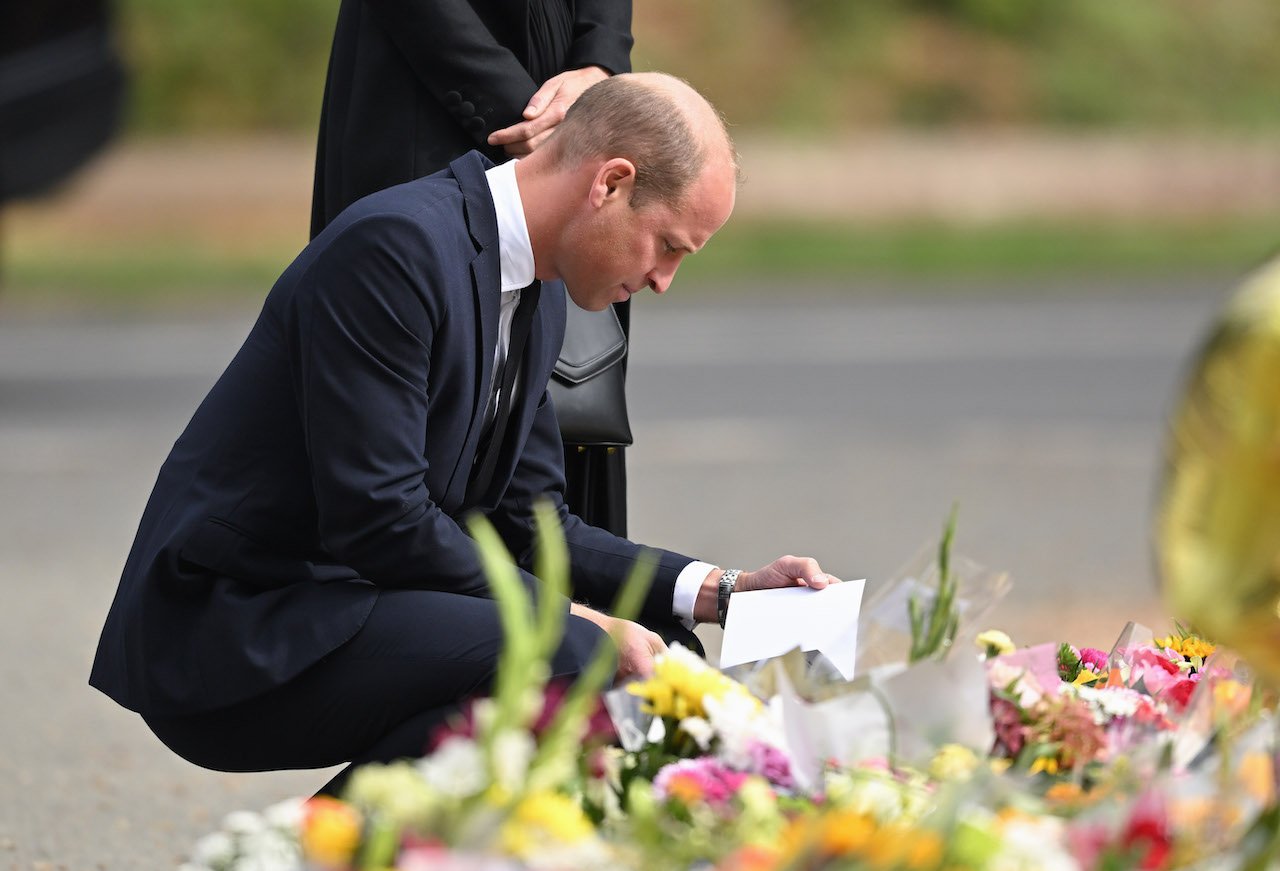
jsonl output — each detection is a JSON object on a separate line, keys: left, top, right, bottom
{"left": 719, "top": 580, "right": 866, "bottom": 680}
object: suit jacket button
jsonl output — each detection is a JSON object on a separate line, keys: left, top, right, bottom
{"left": 464, "top": 116, "right": 487, "bottom": 133}
{"left": 444, "top": 90, "right": 462, "bottom": 107}
{"left": 459, "top": 101, "right": 475, "bottom": 116}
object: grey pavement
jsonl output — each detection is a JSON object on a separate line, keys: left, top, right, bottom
{"left": 0, "top": 276, "right": 1237, "bottom": 869}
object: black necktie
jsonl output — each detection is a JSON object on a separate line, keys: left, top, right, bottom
{"left": 471, "top": 280, "right": 541, "bottom": 500}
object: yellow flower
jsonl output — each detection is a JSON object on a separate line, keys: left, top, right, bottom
{"left": 1239, "top": 752, "right": 1276, "bottom": 805}
{"left": 498, "top": 790, "right": 595, "bottom": 859}
{"left": 819, "top": 811, "right": 874, "bottom": 855}
{"left": 627, "top": 645, "right": 757, "bottom": 720}
{"left": 929, "top": 744, "right": 979, "bottom": 781}
{"left": 1028, "top": 755, "right": 1060, "bottom": 776}
{"left": 1156, "top": 633, "right": 1217, "bottom": 660}
{"left": 975, "top": 629, "right": 1015, "bottom": 658}
{"left": 300, "top": 797, "right": 362, "bottom": 869}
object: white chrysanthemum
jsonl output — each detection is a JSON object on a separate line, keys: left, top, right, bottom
{"left": 191, "top": 831, "right": 236, "bottom": 867}
{"left": 703, "top": 691, "right": 784, "bottom": 770}
{"left": 1073, "top": 684, "right": 1143, "bottom": 721}
{"left": 418, "top": 735, "right": 488, "bottom": 798}
{"left": 220, "top": 811, "right": 266, "bottom": 836}
{"left": 678, "top": 716, "right": 714, "bottom": 751}
{"left": 261, "top": 797, "right": 304, "bottom": 831}
{"left": 234, "top": 828, "right": 300, "bottom": 871}
{"left": 492, "top": 729, "right": 537, "bottom": 793}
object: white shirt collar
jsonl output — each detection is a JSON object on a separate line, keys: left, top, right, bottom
{"left": 483, "top": 159, "right": 536, "bottom": 294}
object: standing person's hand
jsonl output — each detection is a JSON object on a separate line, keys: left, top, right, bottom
{"left": 488, "top": 66, "right": 610, "bottom": 156}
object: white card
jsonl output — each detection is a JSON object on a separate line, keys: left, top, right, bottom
{"left": 719, "top": 580, "right": 866, "bottom": 680}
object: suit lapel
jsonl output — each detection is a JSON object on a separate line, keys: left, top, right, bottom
{"left": 442, "top": 152, "right": 503, "bottom": 505}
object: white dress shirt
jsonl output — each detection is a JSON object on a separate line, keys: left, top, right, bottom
{"left": 482, "top": 159, "right": 713, "bottom": 628}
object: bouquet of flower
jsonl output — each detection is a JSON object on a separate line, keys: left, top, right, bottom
{"left": 179, "top": 509, "right": 1280, "bottom": 871}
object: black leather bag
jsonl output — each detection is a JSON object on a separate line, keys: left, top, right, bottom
{"left": 549, "top": 302, "right": 633, "bottom": 447}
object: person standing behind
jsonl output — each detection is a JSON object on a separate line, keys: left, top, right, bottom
{"left": 311, "top": 0, "right": 634, "bottom": 536}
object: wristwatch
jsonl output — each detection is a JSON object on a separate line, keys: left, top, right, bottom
{"left": 717, "top": 568, "right": 741, "bottom": 628}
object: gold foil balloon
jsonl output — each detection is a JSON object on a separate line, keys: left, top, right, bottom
{"left": 1157, "top": 256, "right": 1280, "bottom": 685}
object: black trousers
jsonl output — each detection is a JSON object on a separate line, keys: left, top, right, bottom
{"left": 143, "top": 588, "right": 609, "bottom": 793}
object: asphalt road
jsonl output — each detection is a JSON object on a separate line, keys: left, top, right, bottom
{"left": 0, "top": 276, "right": 1236, "bottom": 869}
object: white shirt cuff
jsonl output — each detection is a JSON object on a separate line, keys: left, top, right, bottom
{"left": 673, "top": 560, "right": 717, "bottom": 630}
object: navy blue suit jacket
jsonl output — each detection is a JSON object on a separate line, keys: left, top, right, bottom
{"left": 90, "top": 152, "right": 691, "bottom": 716}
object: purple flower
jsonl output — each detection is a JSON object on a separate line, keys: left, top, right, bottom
{"left": 746, "top": 741, "right": 795, "bottom": 792}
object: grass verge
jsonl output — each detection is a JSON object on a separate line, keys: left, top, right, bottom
{"left": 5, "top": 218, "right": 1278, "bottom": 311}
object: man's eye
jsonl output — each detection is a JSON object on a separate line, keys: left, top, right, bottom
{"left": 663, "top": 240, "right": 676, "bottom": 254}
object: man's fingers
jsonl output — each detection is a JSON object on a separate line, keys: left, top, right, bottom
{"left": 522, "top": 80, "right": 561, "bottom": 119}
{"left": 488, "top": 111, "right": 557, "bottom": 147}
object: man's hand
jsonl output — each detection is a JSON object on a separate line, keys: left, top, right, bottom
{"left": 488, "top": 66, "right": 610, "bottom": 156}
{"left": 737, "top": 555, "right": 839, "bottom": 595}
{"left": 570, "top": 602, "right": 667, "bottom": 682}
{"left": 692, "top": 556, "right": 840, "bottom": 623}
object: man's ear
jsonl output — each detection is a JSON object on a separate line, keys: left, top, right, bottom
{"left": 589, "top": 158, "right": 637, "bottom": 208}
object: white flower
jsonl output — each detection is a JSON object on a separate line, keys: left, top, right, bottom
{"left": 678, "top": 716, "right": 714, "bottom": 751}
{"left": 665, "top": 641, "right": 713, "bottom": 673}
{"left": 418, "top": 736, "right": 488, "bottom": 798}
{"left": 987, "top": 661, "right": 1044, "bottom": 707}
{"left": 1073, "top": 684, "right": 1142, "bottom": 721}
{"left": 491, "top": 729, "right": 537, "bottom": 793}
{"left": 703, "top": 691, "right": 784, "bottom": 770}
{"left": 191, "top": 831, "right": 235, "bottom": 868}
{"left": 989, "top": 815, "right": 1080, "bottom": 871}
{"left": 220, "top": 811, "right": 266, "bottom": 836}
{"left": 233, "top": 829, "right": 300, "bottom": 871}
{"left": 261, "top": 797, "right": 304, "bottom": 831}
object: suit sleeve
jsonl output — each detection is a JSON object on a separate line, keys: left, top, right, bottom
{"left": 363, "top": 0, "right": 539, "bottom": 151}
{"left": 291, "top": 215, "right": 536, "bottom": 599}
{"left": 491, "top": 387, "right": 691, "bottom": 628}
{"left": 566, "top": 0, "right": 633, "bottom": 75}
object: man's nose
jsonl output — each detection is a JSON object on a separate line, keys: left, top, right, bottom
{"left": 647, "top": 260, "right": 679, "bottom": 295}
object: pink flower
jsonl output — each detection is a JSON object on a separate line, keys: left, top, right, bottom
{"left": 653, "top": 757, "right": 752, "bottom": 808}
{"left": 1128, "top": 648, "right": 1183, "bottom": 695}
{"left": 1079, "top": 647, "right": 1109, "bottom": 673}
{"left": 990, "top": 695, "right": 1027, "bottom": 758}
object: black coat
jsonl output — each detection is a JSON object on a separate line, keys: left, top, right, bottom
{"left": 310, "top": 0, "right": 633, "bottom": 236}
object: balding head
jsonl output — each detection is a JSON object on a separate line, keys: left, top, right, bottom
{"left": 547, "top": 72, "right": 736, "bottom": 210}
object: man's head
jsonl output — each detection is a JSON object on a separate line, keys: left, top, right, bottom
{"left": 518, "top": 72, "right": 738, "bottom": 311}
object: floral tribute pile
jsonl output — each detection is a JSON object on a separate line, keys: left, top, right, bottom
{"left": 181, "top": 510, "right": 1280, "bottom": 871}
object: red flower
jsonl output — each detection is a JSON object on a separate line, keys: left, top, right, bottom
{"left": 1123, "top": 793, "right": 1173, "bottom": 870}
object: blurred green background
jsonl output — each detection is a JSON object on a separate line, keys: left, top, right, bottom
{"left": 6, "top": 0, "right": 1280, "bottom": 307}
